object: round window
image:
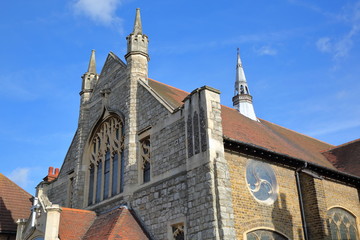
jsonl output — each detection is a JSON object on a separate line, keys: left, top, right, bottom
{"left": 246, "top": 159, "right": 278, "bottom": 205}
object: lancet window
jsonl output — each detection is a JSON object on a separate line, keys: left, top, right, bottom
{"left": 140, "top": 136, "right": 151, "bottom": 183}
{"left": 88, "top": 116, "right": 124, "bottom": 206}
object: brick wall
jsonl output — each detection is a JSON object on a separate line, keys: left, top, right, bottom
{"left": 226, "top": 150, "right": 304, "bottom": 240}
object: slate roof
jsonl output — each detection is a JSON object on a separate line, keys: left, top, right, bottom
{"left": 58, "top": 207, "right": 149, "bottom": 240}
{"left": 0, "top": 173, "right": 33, "bottom": 233}
{"left": 148, "top": 78, "right": 341, "bottom": 171}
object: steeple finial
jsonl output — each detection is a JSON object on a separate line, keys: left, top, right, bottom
{"left": 232, "top": 48, "right": 259, "bottom": 121}
{"left": 87, "top": 49, "right": 97, "bottom": 74}
{"left": 133, "top": 8, "right": 142, "bottom": 35}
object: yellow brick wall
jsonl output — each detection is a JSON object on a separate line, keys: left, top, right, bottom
{"left": 323, "top": 179, "right": 360, "bottom": 236}
{"left": 226, "top": 150, "right": 304, "bottom": 240}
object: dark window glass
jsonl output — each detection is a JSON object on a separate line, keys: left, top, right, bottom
{"left": 143, "top": 161, "right": 150, "bottom": 183}
{"left": 95, "top": 161, "right": 102, "bottom": 203}
{"left": 88, "top": 166, "right": 94, "bottom": 205}
{"left": 112, "top": 153, "right": 118, "bottom": 196}
{"left": 120, "top": 153, "right": 125, "bottom": 192}
{"left": 103, "top": 151, "right": 110, "bottom": 199}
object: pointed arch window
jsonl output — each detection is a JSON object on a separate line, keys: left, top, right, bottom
{"left": 88, "top": 116, "right": 124, "bottom": 206}
{"left": 327, "top": 207, "right": 359, "bottom": 240}
{"left": 246, "top": 229, "right": 288, "bottom": 240}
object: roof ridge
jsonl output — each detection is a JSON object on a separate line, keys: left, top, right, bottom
{"left": 61, "top": 207, "right": 95, "bottom": 214}
{"left": 0, "top": 173, "right": 33, "bottom": 197}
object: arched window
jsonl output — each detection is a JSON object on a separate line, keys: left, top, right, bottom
{"left": 247, "top": 229, "right": 288, "bottom": 240}
{"left": 328, "top": 208, "right": 359, "bottom": 240}
{"left": 88, "top": 116, "right": 124, "bottom": 206}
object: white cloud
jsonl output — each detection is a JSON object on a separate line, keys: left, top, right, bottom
{"left": 255, "top": 46, "right": 278, "bottom": 56}
{"left": 72, "top": 0, "right": 123, "bottom": 25}
{"left": 316, "top": 2, "right": 360, "bottom": 61}
{"left": 305, "top": 120, "right": 360, "bottom": 137}
{"left": 316, "top": 37, "right": 331, "bottom": 53}
{"left": 8, "top": 168, "right": 32, "bottom": 190}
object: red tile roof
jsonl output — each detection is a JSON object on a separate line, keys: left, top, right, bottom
{"left": 222, "top": 106, "right": 335, "bottom": 169}
{"left": 58, "top": 207, "right": 149, "bottom": 240}
{"left": 0, "top": 173, "right": 33, "bottom": 233}
{"left": 148, "top": 78, "right": 189, "bottom": 109}
{"left": 148, "top": 79, "right": 336, "bottom": 170}
{"left": 59, "top": 208, "right": 96, "bottom": 240}
{"left": 321, "top": 138, "right": 360, "bottom": 177}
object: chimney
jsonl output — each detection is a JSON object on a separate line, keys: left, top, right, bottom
{"left": 43, "top": 167, "right": 60, "bottom": 182}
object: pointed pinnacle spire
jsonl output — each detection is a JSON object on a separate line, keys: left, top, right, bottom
{"left": 133, "top": 8, "right": 142, "bottom": 35}
{"left": 87, "top": 50, "right": 97, "bottom": 74}
{"left": 235, "top": 48, "right": 246, "bottom": 86}
{"left": 237, "top": 48, "right": 242, "bottom": 67}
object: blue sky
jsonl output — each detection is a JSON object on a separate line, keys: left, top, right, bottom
{"left": 1, "top": 0, "right": 360, "bottom": 194}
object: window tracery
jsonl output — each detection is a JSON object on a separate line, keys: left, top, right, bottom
{"left": 172, "top": 223, "right": 185, "bottom": 240}
{"left": 88, "top": 116, "right": 124, "bottom": 206}
{"left": 328, "top": 208, "right": 358, "bottom": 240}
{"left": 246, "top": 159, "right": 278, "bottom": 205}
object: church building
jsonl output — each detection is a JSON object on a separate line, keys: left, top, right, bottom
{"left": 16, "top": 9, "right": 360, "bottom": 240}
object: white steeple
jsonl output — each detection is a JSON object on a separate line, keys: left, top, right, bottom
{"left": 232, "top": 49, "right": 258, "bottom": 121}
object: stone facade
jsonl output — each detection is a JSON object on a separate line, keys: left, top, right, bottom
{"left": 20, "top": 8, "right": 360, "bottom": 240}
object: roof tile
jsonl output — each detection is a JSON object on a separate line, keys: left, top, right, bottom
{"left": 0, "top": 173, "right": 33, "bottom": 233}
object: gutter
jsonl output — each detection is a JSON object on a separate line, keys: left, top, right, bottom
{"left": 295, "top": 162, "right": 309, "bottom": 240}
{"left": 223, "top": 137, "right": 360, "bottom": 187}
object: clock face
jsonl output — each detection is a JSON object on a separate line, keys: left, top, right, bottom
{"left": 246, "top": 159, "right": 278, "bottom": 205}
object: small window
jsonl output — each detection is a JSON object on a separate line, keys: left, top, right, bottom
{"left": 140, "top": 136, "right": 151, "bottom": 183}
{"left": 172, "top": 223, "right": 185, "bottom": 240}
